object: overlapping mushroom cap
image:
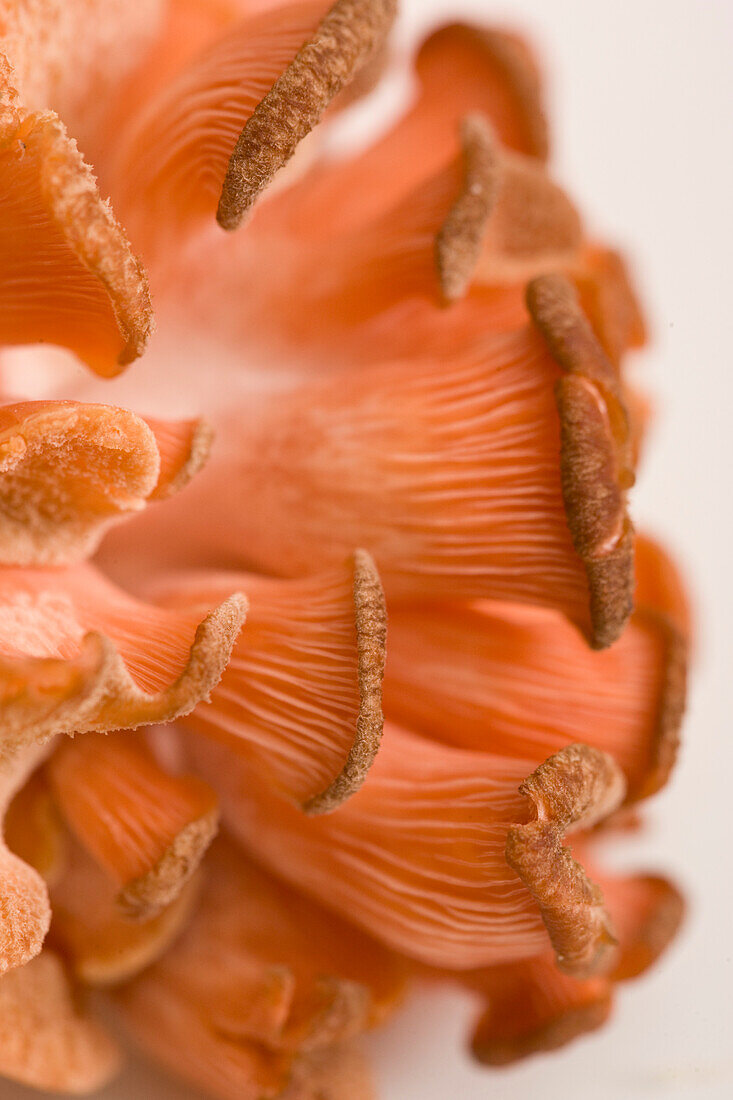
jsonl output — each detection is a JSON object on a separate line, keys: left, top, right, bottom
{"left": 0, "top": 2, "right": 688, "bottom": 1098}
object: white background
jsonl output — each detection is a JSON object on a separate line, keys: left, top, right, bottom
{"left": 6, "top": 2, "right": 733, "bottom": 1098}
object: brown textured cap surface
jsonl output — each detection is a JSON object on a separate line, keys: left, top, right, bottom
{"left": 117, "top": 809, "right": 219, "bottom": 920}
{"left": 303, "top": 550, "right": 386, "bottom": 814}
{"left": 485, "top": 150, "right": 582, "bottom": 272}
{"left": 435, "top": 113, "right": 502, "bottom": 302}
{"left": 527, "top": 274, "right": 636, "bottom": 649}
{"left": 505, "top": 744, "right": 626, "bottom": 977}
{"left": 217, "top": 0, "right": 397, "bottom": 229}
{"left": 436, "top": 113, "right": 581, "bottom": 301}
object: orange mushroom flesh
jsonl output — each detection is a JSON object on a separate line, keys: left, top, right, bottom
{"left": 159, "top": 217, "right": 535, "bottom": 374}
{"left": 635, "top": 532, "right": 693, "bottom": 640}
{"left": 47, "top": 731, "right": 219, "bottom": 919}
{"left": 145, "top": 414, "right": 214, "bottom": 500}
{"left": 468, "top": 954, "right": 613, "bottom": 1065}
{"left": 155, "top": 293, "right": 631, "bottom": 646}
{"left": 190, "top": 732, "right": 626, "bottom": 974}
{"left": 116, "top": 838, "right": 400, "bottom": 1100}
{"left": 0, "top": 0, "right": 164, "bottom": 152}
{"left": 603, "top": 871, "right": 686, "bottom": 983}
{"left": 0, "top": 562, "right": 245, "bottom": 758}
{"left": 0, "top": 400, "right": 214, "bottom": 567}
{"left": 3, "top": 767, "right": 66, "bottom": 888}
{"left": 147, "top": 96, "right": 638, "bottom": 381}
{"left": 414, "top": 23, "right": 549, "bottom": 161}
{"left": 122, "top": 837, "right": 406, "bottom": 1045}
{"left": 111, "top": 0, "right": 326, "bottom": 240}
{"left": 466, "top": 869, "right": 684, "bottom": 1065}
{"left": 266, "top": 113, "right": 581, "bottom": 330}
{"left": 153, "top": 172, "right": 642, "bottom": 391}
{"left": 4, "top": 761, "right": 199, "bottom": 985}
{"left": 48, "top": 835, "right": 201, "bottom": 986}
{"left": 0, "top": 59, "right": 153, "bottom": 376}
{"left": 383, "top": 586, "right": 687, "bottom": 803}
{"left": 0, "top": 745, "right": 52, "bottom": 976}
{"left": 87, "top": 0, "right": 245, "bottom": 169}
{"left": 205, "top": 102, "right": 576, "bottom": 359}
{"left": 118, "top": 987, "right": 373, "bottom": 1100}
{"left": 0, "top": 2, "right": 689, "bottom": 1091}
{"left": 625, "top": 383, "right": 653, "bottom": 469}
{"left": 159, "top": 551, "right": 386, "bottom": 813}
{"left": 0, "top": 951, "right": 121, "bottom": 1093}
{"left": 574, "top": 245, "right": 647, "bottom": 363}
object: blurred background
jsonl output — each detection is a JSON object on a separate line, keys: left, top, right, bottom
{"left": 7, "top": 2, "right": 732, "bottom": 1098}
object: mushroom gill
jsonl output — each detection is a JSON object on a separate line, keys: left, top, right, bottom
{"left": 190, "top": 732, "right": 626, "bottom": 973}
{"left": 47, "top": 731, "right": 219, "bottom": 919}
{"left": 158, "top": 551, "right": 386, "bottom": 812}
{"left": 0, "top": 60, "right": 153, "bottom": 375}
{"left": 0, "top": 563, "right": 245, "bottom": 758}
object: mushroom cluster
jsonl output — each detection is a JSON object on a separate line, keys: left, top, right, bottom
{"left": 0, "top": 2, "right": 688, "bottom": 1097}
